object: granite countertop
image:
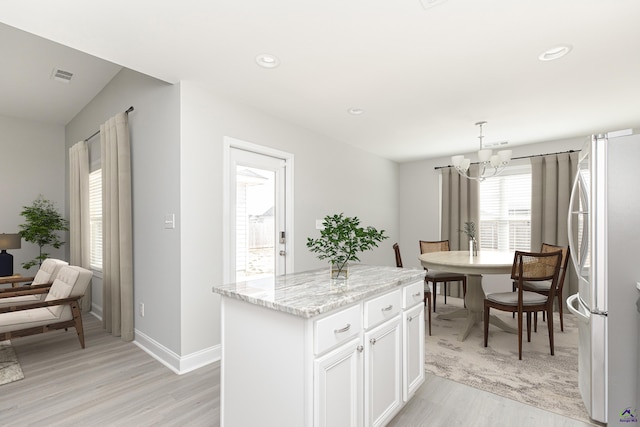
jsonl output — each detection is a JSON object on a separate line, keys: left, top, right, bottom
{"left": 212, "top": 264, "right": 425, "bottom": 318}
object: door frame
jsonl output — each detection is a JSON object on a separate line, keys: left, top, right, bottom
{"left": 222, "top": 136, "right": 294, "bottom": 284}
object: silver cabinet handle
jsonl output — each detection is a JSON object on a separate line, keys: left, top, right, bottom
{"left": 381, "top": 304, "right": 393, "bottom": 312}
{"left": 334, "top": 324, "right": 351, "bottom": 334}
{"left": 357, "top": 345, "right": 364, "bottom": 353}
{"left": 370, "top": 338, "right": 377, "bottom": 345}
{"left": 412, "top": 292, "right": 421, "bottom": 297}
{"left": 408, "top": 315, "right": 414, "bottom": 322}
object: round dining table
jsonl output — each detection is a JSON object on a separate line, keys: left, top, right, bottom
{"left": 419, "top": 250, "right": 516, "bottom": 341}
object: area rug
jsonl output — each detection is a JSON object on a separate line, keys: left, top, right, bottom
{"left": 0, "top": 340, "right": 24, "bottom": 385}
{"left": 424, "top": 297, "right": 594, "bottom": 425}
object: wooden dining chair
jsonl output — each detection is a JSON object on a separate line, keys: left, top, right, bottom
{"left": 484, "top": 250, "right": 562, "bottom": 360}
{"left": 511, "top": 243, "right": 570, "bottom": 332}
{"left": 393, "top": 243, "right": 431, "bottom": 336}
{"left": 419, "top": 240, "right": 467, "bottom": 312}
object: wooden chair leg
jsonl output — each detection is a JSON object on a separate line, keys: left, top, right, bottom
{"left": 462, "top": 278, "right": 467, "bottom": 308}
{"left": 547, "top": 307, "right": 555, "bottom": 356}
{"left": 426, "top": 293, "right": 432, "bottom": 336}
{"left": 526, "top": 312, "right": 532, "bottom": 342}
{"left": 429, "top": 280, "right": 437, "bottom": 313}
{"left": 534, "top": 312, "right": 538, "bottom": 333}
{"left": 517, "top": 311, "right": 523, "bottom": 360}
{"left": 483, "top": 304, "right": 490, "bottom": 347}
{"left": 443, "top": 282, "right": 447, "bottom": 306}
{"left": 424, "top": 292, "right": 432, "bottom": 336}
{"left": 71, "top": 301, "right": 85, "bottom": 349}
{"left": 558, "top": 296, "right": 564, "bottom": 332}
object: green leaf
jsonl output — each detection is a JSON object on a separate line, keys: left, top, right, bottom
{"left": 306, "top": 213, "right": 388, "bottom": 267}
{"left": 18, "top": 195, "right": 69, "bottom": 270}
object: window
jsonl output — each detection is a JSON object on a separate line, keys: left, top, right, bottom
{"left": 89, "top": 169, "right": 102, "bottom": 270}
{"left": 479, "top": 164, "right": 531, "bottom": 251}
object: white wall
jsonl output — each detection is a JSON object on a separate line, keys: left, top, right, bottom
{"left": 66, "top": 69, "right": 182, "bottom": 355}
{"left": 0, "top": 115, "right": 66, "bottom": 276}
{"left": 64, "top": 72, "right": 400, "bottom": 371}
{"left": 179, "top": 81, "right": 400, "bottom": 357}
{"left": 398, "top": 135, "right": 585, "bottom": 293}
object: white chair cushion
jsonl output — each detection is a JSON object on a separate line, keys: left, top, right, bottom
{"left": 425, "top": 270, "right": 464, "bottom": 280}
{"left": 44, "top": 266, "right": 93, "bottom": 317}
{"left": 32, "top": 258, "right": 68, "bottom": 286}
{"left": 486, "top": 291, "right": 547, "bottom": 306}
{"left": 0, "top": 307, "right": 59, "bottom": 333}
{"left": 522, "top": 280, "right": 552, "bottom": 292}
{"left": 0, "top": 294, "right": 41, "bottom": 309}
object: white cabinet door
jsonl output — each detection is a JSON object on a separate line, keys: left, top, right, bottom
{"left": 314, "top": 338, "right": 363, "bottom": 427}
{"left": 364, "top": 316, "right": 402, "bottom": 427}
{"left": 403, "top": 303, "right": 425, "bottom": 401}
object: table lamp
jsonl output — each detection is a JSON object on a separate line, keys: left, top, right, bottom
{"left": 0, "top": 233, "right": 21, "bottom": 276}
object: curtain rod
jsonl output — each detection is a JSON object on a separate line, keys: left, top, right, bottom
{"left": 434, "top": 149, "right": 577, "bottom": 170}
{"left": 83, "top": 106, "right": 135, "bottom": 142}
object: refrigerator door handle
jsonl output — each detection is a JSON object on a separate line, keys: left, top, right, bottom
{"left": 567, "top": 161, "right": 590, "bottom": 288}
{"left": 567, "top": 171, "right": 585, "bottom": 278}
{"left": 567, "top": 293, "right": 590, "bottom": 322}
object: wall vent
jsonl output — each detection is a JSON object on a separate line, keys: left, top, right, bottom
{"left": 51, "top": 68, "right": 73, "bottom": 83}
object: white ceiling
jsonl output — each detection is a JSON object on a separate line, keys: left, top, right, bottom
{"left": 1, "top": 0, "right": 639, "bottom": 162}
{"left": 0, "top": 23, "right": 122, "bottom": 126}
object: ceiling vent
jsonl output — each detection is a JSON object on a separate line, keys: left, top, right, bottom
{"left": 51, "top": 68, "right": 73, "bottom": 83}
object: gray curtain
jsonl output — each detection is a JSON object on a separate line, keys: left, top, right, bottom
{"left": 530, "top": 152, "right": 579, "bottom": 307}
{"left": 101, "top": 112, "right": 134, "bottom": 341}
{"left": 69, "top": 140, "right": 92, "bottom": 312}
{"left": 439, "top": 165, "right": 480, "bottom": 297}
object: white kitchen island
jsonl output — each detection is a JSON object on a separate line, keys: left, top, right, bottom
{"left": 212, "top": 264, "right": 426, "bottom": 427}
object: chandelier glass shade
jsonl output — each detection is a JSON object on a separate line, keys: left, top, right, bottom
{"left": 451, "top": 121, "right": 512, "bottom": 182}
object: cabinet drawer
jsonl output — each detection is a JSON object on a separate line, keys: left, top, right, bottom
{"left": 364, "top": 289, "right": 402, "bottom": 329}
{"left": 314, "top": 304, "right": 362, "bottom": 355}
{"left": 403, "top": 281, "right": 424, "bottom": 309}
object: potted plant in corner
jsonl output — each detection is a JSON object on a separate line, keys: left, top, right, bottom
{"left": 19, "top": 195, "right": 69, "bottom": 270}
{"left": 306, "top": 213, "right": 388, "bottom": 280}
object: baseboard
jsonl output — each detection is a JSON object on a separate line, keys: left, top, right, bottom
{"left": 90, "top": 303, "right": 103, "bottom": 320}
{"left": 133, "top": 328, "right": 221, "bottom": 375}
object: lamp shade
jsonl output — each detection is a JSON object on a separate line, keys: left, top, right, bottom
{"left": 0, "top": 233, "right": 21, "bottom": 250}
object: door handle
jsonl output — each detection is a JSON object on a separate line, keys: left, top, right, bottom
{"left": 567, "top": 293, "right": 590, "bottom": 322}
{"left": 279, "top": 250, "right": 286, "bottom": 256}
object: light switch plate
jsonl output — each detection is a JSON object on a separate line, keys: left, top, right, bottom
{"left": 164, "top": 214, "right": 175, "bottom": 229}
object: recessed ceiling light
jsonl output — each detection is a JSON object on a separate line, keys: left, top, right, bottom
{"left": 255, "top": 54, "right": 280, "bottom": 69}
{"left": 348, "top": 108, "right": 365, "bottom": 115}
{"left": 538, "top": 45, "right": 573, "bottom": 61}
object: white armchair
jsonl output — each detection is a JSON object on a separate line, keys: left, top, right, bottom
{"left": 0, "top": 258, "right": 68, "bottom": 309}
{"left": 0, "top": 265, "right": 93, "bottom": 348}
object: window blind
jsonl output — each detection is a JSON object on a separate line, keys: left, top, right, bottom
{"left": 479, "top": 164, "right": 532, "bottom": 251}
{"left": 89, "top": 169, "right": 102, "bottom": 270}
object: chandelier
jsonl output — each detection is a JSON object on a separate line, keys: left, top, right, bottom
{"left": 451, "top": 121, "right": 512, "bottom": 182}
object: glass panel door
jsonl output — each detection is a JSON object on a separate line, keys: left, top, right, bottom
{"left": 228, "top": 147, "right": 287, "bottom": 283}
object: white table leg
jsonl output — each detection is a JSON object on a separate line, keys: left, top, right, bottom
{"left": 437, "top": 273, "right": 516, "bottom": 341}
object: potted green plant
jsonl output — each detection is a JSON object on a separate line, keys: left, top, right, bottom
{"left": 18, "top": 196, "right": 69, "bottom": 270}
{"left": 306, "top": 213, "right": 388, "bottom": 279}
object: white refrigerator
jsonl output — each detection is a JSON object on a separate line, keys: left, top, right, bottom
{"left": 567, "top": 131, "right": 640, "bottom": 425}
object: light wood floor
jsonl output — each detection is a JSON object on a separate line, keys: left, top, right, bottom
{"left": 0, "top": 314, "right": 594, "bottom": 426}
